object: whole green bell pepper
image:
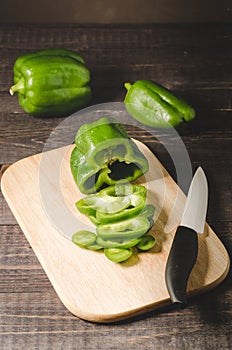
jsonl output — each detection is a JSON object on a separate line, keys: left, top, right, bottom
{"left": 70, "top": 117, "right": 149, "bottom": 194}
{"left": 124, "top": 80, "right": 195, "bottom": 128}
{"left": 9, "top": 48, "right": 91, "bottom": 117}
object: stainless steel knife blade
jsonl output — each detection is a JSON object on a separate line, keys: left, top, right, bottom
{"left": 181, "top": 166, "right": 208, "bottom": 233}
{"left": 165, "top": 166, "right": 208, "bottom": 307}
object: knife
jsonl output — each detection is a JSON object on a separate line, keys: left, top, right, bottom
{"left": 165, "top": 166, "right": 208, "bottom": 308}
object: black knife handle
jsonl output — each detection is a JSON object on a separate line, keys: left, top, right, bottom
{"left": 165, "top": 226, "right": 198, "bottom": 308}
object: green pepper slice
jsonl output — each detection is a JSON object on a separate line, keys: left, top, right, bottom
{"left": 70, "top": 117, "right": 149, "bottom": 194}
{"left": 104, "top": 248, "right": 132, "bottom": 263}
{"left": 96, "top": 236, "right": 141, "bottom": 249}
{"left": 76, "top": 183, "right": 147, "bottom": 224}
{"left": 97, "top": 216, "right": 150, "bottom": 240}
{"left": 140, "top": 204, "right": 155, "bottom": 226}
{"left": 137, "top": 235, "right": 156, "bottom": 251}
{"left": 72, "top": 230, "right": 97, "bottom": 247}
{"left": 72, "top": 231, "right": 103, "bottom": 250}
{"left": 95, "top": 194, "right": 145, "bottom": 224}
{"left": 124, "top": 80, "right": 195, "bottom": 128}
{"left": 9, "top": 48, "right": 91, "bottom": 117}
{"left": 77, "top": 193, "right": 130, "bottom": 214}
{"left": 85, "top": 244, "right": 103, "bottom": 251}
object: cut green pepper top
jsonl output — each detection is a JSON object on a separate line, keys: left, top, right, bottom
{"left": 70, "top": 117, "right": 149, "bottom": 194}
{"left": 9, "top": 48, "right": 91, "bottom": 117}
{"left": 124, "top": 80, "right": 195, "bottom": 128}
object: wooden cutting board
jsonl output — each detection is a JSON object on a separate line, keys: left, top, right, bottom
{"left": 1, "top": 140, "right": 230, "bottom": 323}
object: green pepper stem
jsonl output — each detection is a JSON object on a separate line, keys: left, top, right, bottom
{"left": 9, "top": 78, "right": 25, "bottom": 96}
{"left": 124, "top": 82, "right": 132, "bottom": 91}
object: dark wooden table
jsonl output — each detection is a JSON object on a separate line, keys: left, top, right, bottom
{"left": 0, "top": 24, "right": 231, "bottom": 350}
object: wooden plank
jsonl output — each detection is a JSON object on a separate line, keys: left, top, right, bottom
{"left": 0, "top": 288, "right": 231, "bottom": 350}
{"left": 1, "top": 116, "right": 231, "bottom": 166}
{"left": 1, "top": 286, "right": 231, "bottom": 350}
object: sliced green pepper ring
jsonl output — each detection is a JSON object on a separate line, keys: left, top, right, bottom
{"left": 97, "top": 216, "right": 150, "bottom": 240}
{"left": 75, "top": 198, "right": 96, "bottom": 217}
{"left": 100, "top": 183, "right": 146, "bottom": 197}
{"left": 86, "top": 244, "right": 103, "bottom": 251}
{"left": 77, "top": 193, "right": 131, "bottom": 214}
{"left": 76, "top": 184, "right": 148, "bottom": 225}
{"left": 137, "top": 235, "right": 156, "bottom": 251}
{"left": 72, "top": 230, "right": 96, "bottom": 247}
{"left": 140, "top": 204, "right": 155, "bottom": 226}
{"left": 104, "top": 248, "right": 132, "bottom": 263}
{"left": 96, "top": 236, "right": 141, "bottom": 249}
{"left": 95, "top": 194, "right": 146, "bottom": 224}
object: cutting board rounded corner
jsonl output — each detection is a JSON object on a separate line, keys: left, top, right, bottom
{"left": 63, "top": 294, "right": 172, "bottom": 323}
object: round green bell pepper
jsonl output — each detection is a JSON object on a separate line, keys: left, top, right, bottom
{"left": 9, "top": 48, "right": 91, "bottom": 117}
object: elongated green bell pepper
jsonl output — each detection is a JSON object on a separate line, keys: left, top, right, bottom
{"left": 9, "top": 48, "right": 91, "bottom": 117}
{"left": 124, "top": 80, "right": 195, "bottom": 128}
{"left": 70, "top": 117, "right": 149, "bottom": 194}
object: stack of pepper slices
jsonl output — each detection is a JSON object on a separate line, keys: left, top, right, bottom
{"left": 70, "top": 117, "right": 156, "bottom": 263}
